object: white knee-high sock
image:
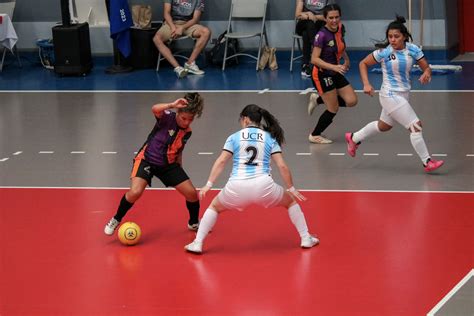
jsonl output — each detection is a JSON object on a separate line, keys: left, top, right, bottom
{"left": 195, "top": 208, "right": 218, "bottom": 243}
{"left": 410, "top": 132, "right": 430, "bottom": 164}
{"left": 288, "top": 204, "right": 310, "bottom": 238}
{"left": 352, "top": 121, "right": 380, "bottom": 144}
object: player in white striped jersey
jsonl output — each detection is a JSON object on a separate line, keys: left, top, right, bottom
{"left": 345, "top": 16, "right": 444, "bottom": 173}
{"left": 185, "top": 104, "right": 319, "bottom": 254}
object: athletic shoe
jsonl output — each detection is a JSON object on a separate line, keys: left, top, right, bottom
{"left": 301, "top": 235, "right": 319, "bottom": 248}
{"left": 174, "top": 66, "right": 187, "bottom": 78}
{"left": 184, "top": 240, "right": 203, "bottom": 254}
{"left": 424, "top": 159, "right": 444, "bottom": 172}
{"left": 301, "top": 64, "right": 311, "bottom": 78}
{"left": 308, "top": 134, "right": 333, "bottom": 144}
{"left": 104, "top": 217, "right": 120, "bottom": 235}
{"left": 188, "top": 221, "right": 199, "bottom": 231}
{"left": 307, "top": 92, "right": 319, "bottom": 115}
{"left": 345, "top": 132, "right": 359, "bottom": 157}
{"left": 184, "top": 62, "right": 205, "bottom": 75}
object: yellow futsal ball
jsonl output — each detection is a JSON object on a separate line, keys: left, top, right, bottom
{"left": 118, "top": 222, "right": 142, "bottom": 246}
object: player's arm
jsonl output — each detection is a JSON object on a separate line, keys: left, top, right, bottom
{"left": 151, "top": 98, "right": 188, "bottom": 118}
{"left": 311, "top": 46, "right": 346, "bottom": 75}
{"left": 271, "top": 153, "right": 306, "bottom": 201}
{"left": 359, "top": 53, "right": 378, "bottom": 96}
{"left": 342, "top": 51, "right": 350, "bottom": 70}
{"left": 417, "top": 57, "right": 432, "bottom": 84}
{"left": 199, "top": 150, "right": 233, "bottom": 200}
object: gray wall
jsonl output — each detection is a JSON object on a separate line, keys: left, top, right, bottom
{"left": 6, "top": 0, "right": 455, "bottom": 51}
{"left": 12, "top": 0, "right": 446, "bottom": 22}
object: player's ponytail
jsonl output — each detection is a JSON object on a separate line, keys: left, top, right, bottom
{"left": 240, "top": 104, "right": 285, "bottom": 146}
{"left": 375, "top": 15, "right": 413, "bottom": 49}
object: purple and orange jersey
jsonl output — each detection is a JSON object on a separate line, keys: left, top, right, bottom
{"left": 136, "top": 110, "right": 192, "bottom": 166}
{"left": 313, "top": 23, "right": 346, "bottom": 71}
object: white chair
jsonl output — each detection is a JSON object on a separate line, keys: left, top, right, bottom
{"left": 290, "top": 18, "right": 303, "bottom": 72}
{"left": 222, "top": 0, "right": 268, "bottom": 71}
{"left": 0, "top": 1, "right": 21, "bottom": 71}
{"left": 155, "top": 35, "right": 195, "bottom": 72}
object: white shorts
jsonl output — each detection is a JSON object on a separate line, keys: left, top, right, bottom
{"left": 379, "top": 91, "right": 419, "bottom": 129}
{"left": 216, "top": 174, "right": 284, "bottom": 211}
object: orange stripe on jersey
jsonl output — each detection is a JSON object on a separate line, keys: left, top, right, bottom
{"left": 312, "top": 67, "right": 324, "bottom": 95}
{"left": 335, "top": 22, "right": 345, "bottom": 63}
{"left": 131, "top": 146, "right": 147, "bottom": 178}
{"left": 167, "top": 128, "right": 190, "bottom": 164}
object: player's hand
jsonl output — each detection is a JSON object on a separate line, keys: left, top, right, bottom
{"left": 343, "top": 61, "right": 350, "bottom": 72}
{"left": 333, "top": 64, "right": 347, "bottom": 75}
{"left": 419, "top": 72, "right": 431, "bottom": 84}
{"left": 199, "top": 185, "right": 211, "bottom": 200}
{"left": 287, "top": 187, "right": 307, "bottom": 202}
{"left": 363, "top": 84, "right": 375, "bottom": 97}
{"left": 170, "top": 98, "right": 188, "bottom": 109}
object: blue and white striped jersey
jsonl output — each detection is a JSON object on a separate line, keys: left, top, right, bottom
{"left": 373, "top": 43, "right": 424, "bottom": 94}
{"left": 223, "top": 127, "right": 282, "bottom": 180}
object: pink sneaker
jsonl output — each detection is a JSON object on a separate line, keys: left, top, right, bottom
{"left": 424, "top": 159, "right": 444, "bottom": 172}
{"left": 345, "top": 132, "right": 359, "bottom": 157}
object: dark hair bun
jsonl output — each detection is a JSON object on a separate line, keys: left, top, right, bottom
{"left": 395, "top": 15, "right": 406, "bottom": 24}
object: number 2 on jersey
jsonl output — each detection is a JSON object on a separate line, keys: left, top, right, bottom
{"left": 244, "top": 146, "right": 258, "bottom": 166}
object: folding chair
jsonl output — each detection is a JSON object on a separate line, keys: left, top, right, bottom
{"left": 222, "top": 0, "right": 268, "bottom": 71}
{"left": 156, "top": 35, "right": 195, "bottom": 72}
{"left": 290, "top": 18, "right": 303, "bottom": 72}
{"left": 0, "top": 1, "right": 21, "bottom": 71}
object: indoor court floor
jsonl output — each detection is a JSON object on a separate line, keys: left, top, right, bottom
{"left": 0, "top": 54, "right": 473, "bottom": 315}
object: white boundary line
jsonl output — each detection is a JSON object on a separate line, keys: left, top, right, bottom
{"left": 427, "top": 269, "right": 474, "bottom": 316}
{"left": 0, "top": 186, "right": 472, "bottom": 193}
{"left": 1, "top": 90, "right": 473, "bottom": 93}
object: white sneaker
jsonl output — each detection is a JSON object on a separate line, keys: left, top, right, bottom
{"left": 188, "top": 222, "right": 199, "bottom": 231}
{"left": 104, "top": 217, "right": 120, "bottom": 235}
{"left": 301, "top": 235, "right": 319, "bottom": 248}
{"left": 307, "top": 92, "right": 320, "bottom": 116}
{"left": 184, "top": 62, "right": 205, "bottom": 75}
{"left": 174, "top": 66, "right": 187, "bottom": 78}
{"left": 185, "top": 240, "right": 203, "bottom": 254}
{"left": 308, "top": 134, "right": 333, "bottom": 144}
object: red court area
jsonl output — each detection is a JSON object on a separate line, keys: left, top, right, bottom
{"left": 1, "top": 188, "right": 473, "bottom": 315}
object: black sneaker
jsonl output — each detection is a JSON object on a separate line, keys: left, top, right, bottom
{"left": 301, "top": 64, "right": 312, "bottom": 78}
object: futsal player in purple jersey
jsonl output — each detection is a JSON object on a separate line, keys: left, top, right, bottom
{"left": 345, "top": 16, "right": 444, "bottom": 172}
{"left": 104, "top": 93, "right": 205, "bottom": 236}
{"left": 307, "top": 4, "right": 357, "bottom": 144}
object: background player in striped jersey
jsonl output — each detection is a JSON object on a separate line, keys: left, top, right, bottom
{"left": 307, "top": 4, "right": 358, "bottom": 144}
{"left": 345, "top": 16, "right": 444, "bottom": 172}
{"left": 185, "top": 104, "right": 319, "bottom": 254}
{"left": 104, "top": 93, "right": 204, "bottom": 235}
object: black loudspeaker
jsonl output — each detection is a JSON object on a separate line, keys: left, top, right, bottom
{"left": 52, "top": 23, "right": 93, "bottom": 76}
{"left": 60, "top": 0, "right": 71, "bottom": 26}
{"left": 129, "top": 26, "right": 159, "bottom": 69}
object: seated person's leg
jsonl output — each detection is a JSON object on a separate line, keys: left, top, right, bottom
{"left": 153, "top": 22, "right": 180, "bottom": 68}
{"left": 183, "top": 24, "right": 211, "bottom": 75}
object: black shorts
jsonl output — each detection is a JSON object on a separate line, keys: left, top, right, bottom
{"left": 312, "top": 70, "right": 350, "bottom": 94}
{"left": 131, "top": 159, "right": 190, "bottom": 187}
